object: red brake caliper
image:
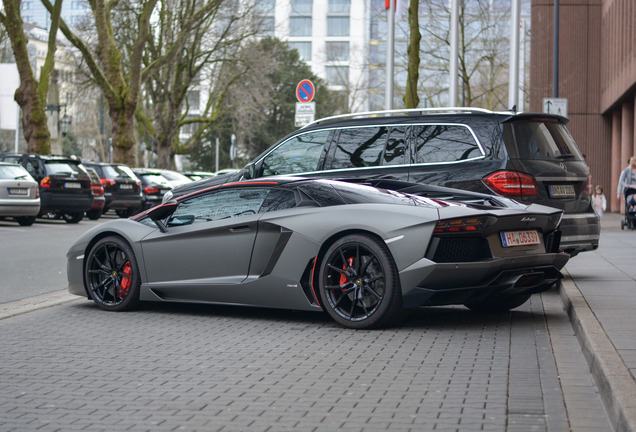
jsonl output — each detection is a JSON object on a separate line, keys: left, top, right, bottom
{"left": 339, "top": 257, "right": 354, "bottom": 287}
{"left": 118, "top": 261, "right": 132, "bottom": 298}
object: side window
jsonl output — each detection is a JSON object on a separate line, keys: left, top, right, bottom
{"left": 261, "top": 130, "right": 330, "bottom": 176}
{"left": 383, "top": 126, "right": 407, "bottom": 165}
{"left": 259, "top": 189, "right": 297, "bottom": 212}
{"left": 326, "top": 126, "right": 387, "bottom": 169}
{"left": 26, "top": 159, "right": 40, "bottom": 177}
{"left": 168, "top": 188, "right": 270, "bottom": 226}
{"left": 411, "top": 124, "right": 483, "bottom": 164}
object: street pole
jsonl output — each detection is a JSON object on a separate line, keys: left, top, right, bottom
{"left": 385, "top": 0, "right": 395, "bottom": 111}
{"left": 508, "top": 0, "right": 521, "bottom": 110}
{"left": 553, "top": 0, "right": 559, "bottom": 98}
{"left": 215, "top": 137, "right": 219, "bottom": 172}
{"left": 449, "top": 0, "right": 459, "bottom": 107}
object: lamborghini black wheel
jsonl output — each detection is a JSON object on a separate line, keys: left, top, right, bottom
{"left": 319, "top": 234, "right": 402, "bottom": 329}
{"left": 84, "top": 236, "right": 141, "bottom": 311}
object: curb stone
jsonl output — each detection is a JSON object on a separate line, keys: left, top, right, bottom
{"left": 559, "top": 271, "right": 636, "bottom": 432}
{"left": 0, "top": 290, "right": 80, "bottom": 321}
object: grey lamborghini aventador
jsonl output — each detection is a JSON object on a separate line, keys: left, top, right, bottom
{"left": 67, "top": 177, "right": 569, "bottom": 329}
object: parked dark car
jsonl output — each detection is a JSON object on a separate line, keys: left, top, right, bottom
{"left": 131, "top": 168, "right": 173, "bottom": 210}
{"left": 0, "top": 153, "right": 92, "bottom": 223}
{"left": 82, "top": 161, "right": 143, "bottom": 218}
{"left": 168, "top": 108, "right": 599, "bottom": 257}
{"left": 84, "top": 167, "right": 106, "bottom": 220}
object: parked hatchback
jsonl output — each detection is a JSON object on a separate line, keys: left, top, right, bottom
{"left": 131, "top": 168, "right": 173, "bottom": 210}
{"left": 171, "top": 108, "right": 599, "bottom": 257}
{"left": 0, "top": 154, "right": 93, "bottom": 223}
{"left": 0, "top": 162, "right": 40, "bottom": 226}
{"left": 82, "top": 161, "right": 143, "bottom": 218}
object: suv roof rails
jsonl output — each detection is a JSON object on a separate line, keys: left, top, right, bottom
{"left": 303, "top": 107, "right": 510, "bottom": 128}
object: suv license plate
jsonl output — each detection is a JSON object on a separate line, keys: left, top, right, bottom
{"left": 548, "top": 184, "right": 575, "bottom": 198}
{"left": 500, "top": 230, "right": 540, "bottom": 247}
{"left": 8, "top": 188, "right": 28, "bottom": 195}
{"left": 120, "top": 184, "right": 133, "bottom": 190}
{"left": 65, "top": 182, "right": 81, "bottom": 189}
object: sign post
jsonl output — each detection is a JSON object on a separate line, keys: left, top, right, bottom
{"left": 295, "top": 79, "right": 316, "bottom": 127}
{"left": 542, "top": 97, "right": 568, "bottom": 117}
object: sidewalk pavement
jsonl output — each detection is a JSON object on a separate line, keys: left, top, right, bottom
{"left": 561, "top": 211, "right": 636, "bottom": 432}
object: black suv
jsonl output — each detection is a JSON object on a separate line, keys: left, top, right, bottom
{"left": 169, "top": 108, "right": 600, "bottom": 256}
{"left": 82, "top": 161, "right": 143, "bottom": 218}
{"left": 0, "top": 153, "right": 93, "bottom": 223}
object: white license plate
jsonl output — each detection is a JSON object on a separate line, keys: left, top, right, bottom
{"left": 500, "top": 230, "right": 540, "bottom": 247}
{"left": 548, "top": 184, "right": 575, "bottom": 198}
{"left": 120, "top": 184, "right": 133, "bottom": 190}
{"left": 8, "top": 188, "right": 28, "bottom": 195}
{"left": 64, "top": 182, "right": 81, "bottom": 189}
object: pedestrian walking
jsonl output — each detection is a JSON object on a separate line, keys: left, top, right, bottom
{"left": 592, "top": 185, "right": 607, "bottom": 217}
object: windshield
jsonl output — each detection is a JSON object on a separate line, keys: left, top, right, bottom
{"left": 504, "top": 120, "right": 584, "bottom": 161}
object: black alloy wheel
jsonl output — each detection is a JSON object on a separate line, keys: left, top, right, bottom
{"left": 319, "top": 234, "right": 402, "bottom": 329}
{"left": 84, "top": 236, "right": 140, "bottom": 311}
{"left": 86, "top": 209, "right": 103, "bottom": 220}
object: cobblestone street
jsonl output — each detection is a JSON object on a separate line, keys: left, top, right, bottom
{"left": 1, "top": 288, "right": 611, "bottom": 431}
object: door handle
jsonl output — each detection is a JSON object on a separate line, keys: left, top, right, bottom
{"left": 229, "top": 225, "right": 250, "bottom": 233}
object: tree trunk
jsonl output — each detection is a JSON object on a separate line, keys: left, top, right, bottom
{"left": 404, "top": 0, "right": 421, "bottom": 109}
{"left": 1, "top": 0, "right": 51, "bottom": 154}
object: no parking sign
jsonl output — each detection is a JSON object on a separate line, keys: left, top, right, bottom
{"left": 296, "top": 79, "right": 315, "bottom": 103}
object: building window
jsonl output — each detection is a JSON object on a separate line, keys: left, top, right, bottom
{"left": 21, "top": 1, "right": 32, "bottom": 10}
{"left": 326, "top": 66, "right": 349, "bottom": 86}
{"left": 289, "top": 42, "right": 312, "bottom": 61}
{"left": 328, "top": 0, "right": 350, "bottom": 14}
{"left": 327, "top": 16, "right": 349, "bottom": 36}
{"left": 326, "top": 42, "right": 349, "bottom": 61}
{"left": 290, "top": 0, "right": 313, "bottom": 15}
{"left": 257, "top": 17, "right": 275, "bottom": 37}
{"left": 290, "top": 17, "right": 312, "bottom": 37}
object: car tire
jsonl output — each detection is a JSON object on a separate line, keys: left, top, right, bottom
{"left": 86, "top": 209, "right": 103, "bottom": 220}
{"left": 15, "top": 216, "right": 36, "bottom": 226}
{"left": 116, "top": 209, "right": 134, "bottom": 218}
{"left": 318, "top": 234, "right": 402, "bottom": 329}
{"left": 84, "top": 236, "right": 141, "bottom": 312}
{"left": 62, "top": 212, "right": 83, "bottom": 223}
{"left": 464, "top": 293, "right": 531, "bottom": 313}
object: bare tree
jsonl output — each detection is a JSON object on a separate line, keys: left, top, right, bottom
{"left": 138, "top": 0, "right": 254, "bottom": 168}
{"left": 418, "top": 0, "right": 511, "bottom": 109}
{"left": 0, "top": 0, "right": 63, "bottom": 154}
{"left": 41, "top": 0, "right": 224, "bottom": 165}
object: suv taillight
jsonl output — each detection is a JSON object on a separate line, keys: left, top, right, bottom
{"left": 144, "top": 187, "right": 159, "bottom": 195}
{"left": 101, "top": 178, "right": 116, "bottom": 187}
{"left": 40, "top": 176, "right": 51, "bottom": 188}
{"left": 483, "top": 171, "right": 538, "bottom": 198}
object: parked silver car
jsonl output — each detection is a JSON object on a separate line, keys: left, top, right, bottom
{"left": 0, "top": 162, "right": 40, "bottom": 226}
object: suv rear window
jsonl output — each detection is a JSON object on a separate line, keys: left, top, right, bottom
{"left": 44, "top": 161, "right": 83, "bottom": 175}
{"left": 102, "top": 164, "right": 137, "bottom": 179}
{"left": 504, "top": 120, "right": 584, "bottom": 161}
